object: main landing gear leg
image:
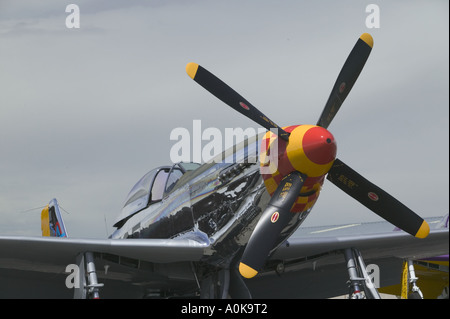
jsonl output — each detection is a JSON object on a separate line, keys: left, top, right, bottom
{"left": 72, "top": 252, "right": 104, "bottom": 299}
{"left": 401, "top": 259, "right": 423, "bottom": 299}
{"left": 343, "top": 248, "right": 381, "bottom": 299}
{"left": 85, "top": 252, "right": 104, "bottom": 299}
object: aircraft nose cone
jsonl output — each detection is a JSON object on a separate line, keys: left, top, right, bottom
{"left": 302, "top": 126, "right": 337, "bottom": 165}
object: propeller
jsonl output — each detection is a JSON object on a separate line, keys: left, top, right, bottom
{"left": 327, "top": 159, "right": 429, "bottom": 238}
{"left": 186, "top": 33, "right": 429, "bottom": 279}
{"left": 186, "top": 62, "right": 290, "bottom": 141}
{"left": 239, "top": 171, "right": 307, "bottom": 278}
{"left": 316, "top": 33, "right": 373, "bottom": 129}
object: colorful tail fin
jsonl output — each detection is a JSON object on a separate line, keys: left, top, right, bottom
{"left": 41, "top": 199, "right": 68, "bottom": 237}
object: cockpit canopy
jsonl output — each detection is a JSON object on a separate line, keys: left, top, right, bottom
{"left": 113, "top": 162, "right": 200, "bottom": 227}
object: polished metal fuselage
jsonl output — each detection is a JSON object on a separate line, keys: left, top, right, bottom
{"left": 110, "top": 135, "right": 314, "bottom": 268}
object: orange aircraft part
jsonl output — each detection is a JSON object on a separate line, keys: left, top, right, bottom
{"left": 260, "top": 124, "right": 336, "bottom": 213}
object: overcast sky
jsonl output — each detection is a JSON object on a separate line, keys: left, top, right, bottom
{"left": 0, "top": 0, "right": 448, "bottom": 238}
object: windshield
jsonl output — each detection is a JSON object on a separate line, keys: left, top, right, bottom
{"left": 122, "top": 168, "right": 159, "bottom": 212}
{"left": 114, "top": 163, "right": 200, "bottom": 227}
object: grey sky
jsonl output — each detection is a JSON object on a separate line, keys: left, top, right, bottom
{"left": 0, "top": 1, "right": 448, "bottom": 238}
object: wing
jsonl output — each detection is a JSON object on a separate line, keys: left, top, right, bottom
{"left": 1, "top": 219, "right": 447, "bottom": 298}
{"left": 0, "top": 236, "right": 209, "bottom": 298}
{"left": 246, "top": 217, "right": 449, "bottom": 298}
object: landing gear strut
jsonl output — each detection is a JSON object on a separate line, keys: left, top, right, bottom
{"left": 343, "top": 248, "right": 381, "bottom": 299}
{"left": 85, "top": 252, "right": 104, "bottom": 299}
{"left": 401, "top": 259, "right": 423, "bottom": 299}
{"left": 72, "top": 252, "right": 104, "bottom": 299}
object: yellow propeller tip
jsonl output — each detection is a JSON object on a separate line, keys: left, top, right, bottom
{"left": 186, "top": 62, "right": 199, "bottom": 79}
{"left": 360, "top": 33, "right": 374, "bottom": 48}
{"left": 415, "top": 220, "right": 430, "bottom": 239}
{"left": 239, "top": 262, "right": 258, "bottom": 279}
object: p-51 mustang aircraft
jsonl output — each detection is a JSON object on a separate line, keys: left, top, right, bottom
{"left": 0, "top": 33, "right": 448, "bottom": 299}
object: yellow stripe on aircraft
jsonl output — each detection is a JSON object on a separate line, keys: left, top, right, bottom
{"left": 41, "top": 205, "right": 50, "bottom": 237}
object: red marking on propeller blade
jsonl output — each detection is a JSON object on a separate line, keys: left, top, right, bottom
{"left": 239, "top": 102, "right": 250, "bottom": 110}
{"left": 368, "top": 192, "right": 379, "bottom": 201}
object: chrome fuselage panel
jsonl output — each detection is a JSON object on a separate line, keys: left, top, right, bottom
{"left": 111, "top": 160, "right": 311, "bottom": 267}
{"left": 111, "top": 135, "right": 314, "bottom": 267}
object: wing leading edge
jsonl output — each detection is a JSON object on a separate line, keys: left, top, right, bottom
{"left": 0, "top": 236, "right": 209, "bottom": 266}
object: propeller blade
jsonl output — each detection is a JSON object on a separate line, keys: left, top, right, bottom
{"left": 239, "top": 171, "right": 307, "bottom": 278}
{"left": 316, "top": 33, "right": 373, "bottom": 129}
{"left": 186, "top": 62, "right": 290, "bottom": 141}
{"left": 327, "top": 158, "right": 429, "bottom": 238}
